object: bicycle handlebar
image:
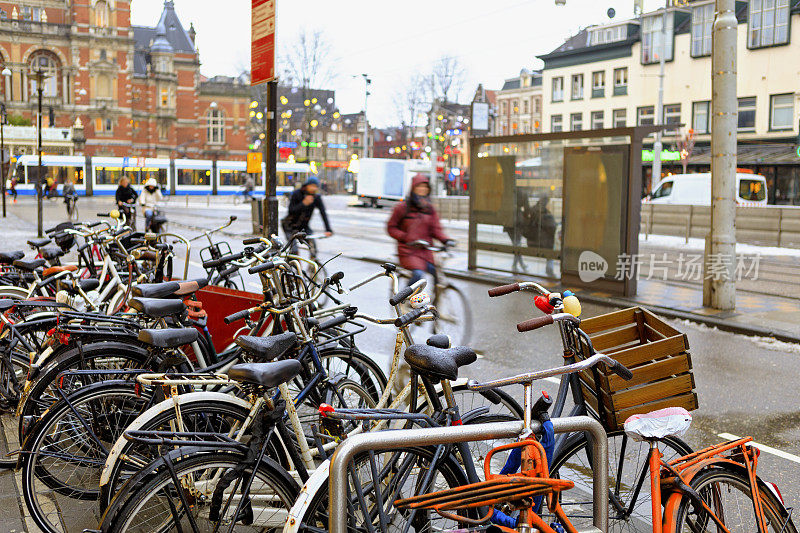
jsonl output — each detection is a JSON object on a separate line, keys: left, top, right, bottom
{"left": 224, "top": 308, "right": 253, "bottom": 325}
{"left": 248, "top": 261, "right": 276, "bottom": 274}
{"left": 488, "top": 283, "right": 520, "bottom": 297}
{"left": 388, "top": 279, "right": 426, "bottom": 307}
{"left": 516, "top": 314, "right": 554, "bottom": 332}
{"left": 394, "top": 306, "right": 430, "bottom": 327}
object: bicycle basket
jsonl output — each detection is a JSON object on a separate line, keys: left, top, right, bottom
{"left": 53, "top": 222, "right": 76, "bottom": 251}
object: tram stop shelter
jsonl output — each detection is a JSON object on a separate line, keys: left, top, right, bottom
{"left": 468, "top": 126, "right": 662, "bottom": 297}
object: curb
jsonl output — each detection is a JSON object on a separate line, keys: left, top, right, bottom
{"left": 347, "top": 254, "right": 800, "bottom": 345}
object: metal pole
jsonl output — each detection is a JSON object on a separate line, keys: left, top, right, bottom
{"left": 361, "top": 74, "right": 370, "bottom": 159}
{"left": 264, "top": 79, "right": 278, "bottom": 237}
{"left": 36, "top": 72, "right": 43, "bottom": 237}
{"left": 328, "top": 416, "right": 608, "bottom": 533}
{"left": 704, "top": 0, "right": 737, "bottom": 309}
{"left": 429, "top": 102, "right": 437, "bottom": 193}
{"left": 1, "top": 103, "right": 6, "bottom": 218}
{"left": 651, "top": 1, "right": 669, "bottom": 187}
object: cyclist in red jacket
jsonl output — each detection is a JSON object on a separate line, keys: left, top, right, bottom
{"left": 387, "top": 174, "right": 454, "bottom": 286}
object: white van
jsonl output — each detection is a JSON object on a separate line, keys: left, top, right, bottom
{"left": 647, "top": 172, "right": 768, "bottom": 206}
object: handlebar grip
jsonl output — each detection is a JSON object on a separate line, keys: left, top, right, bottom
{"left": 488, "top": 283, "right": 520, "bottom": 297}
{"left": 330, "top": 271, "right": 344, "bottom": 283}
{"left": 248, "top": 261, "right": 275, "bottom": 274}
{"left": 224, "top": 309, "right": 252, "bottom": 325}
{"left": 610, "top": 360, "right": 634, "bottom": 381}
{"left": 87, "top": 221, "right": 103, "bottom": 228}
{"left": 230, "top": 215, "right": 238, "bottom": 221}
{"left": 219, "top": 265, "right": 239, "bottom": 278}
{"left": 394, "top": 307, "right": 428, "bottom": 327}
{"left": 389, "top": 285, "right": 414, "bottom": 307}
{"left": 242, "top": 237, "right": 262, "bottom": 245}
{"left": 318, "top": 314, "right": 349, "bottom": 331}
{"left": 516, "top": 315, "right": 555, "bottom": 332}
{"left": 45, "top": 226, "right": 59, "bottom": 234}
{"left": 97, "top": 213, "right": 110, "bottom": 217}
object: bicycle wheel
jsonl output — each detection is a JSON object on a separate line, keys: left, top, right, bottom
{"left": 98, "top": 395, "right": 255, "bottom": 512}
{"left": 21, "top": 382, "right": 149, "bottom": 533}
{"left": 102, "top": 450, "right": 298, "bottom": 532}
{"left": 674, "top": 466, "right": 796, "bottom": 533}
{"left": 547, "top": 430, "right": 694, "bottom": 533}
{"left": 318, "top": 347, "right": 388, "bottom": 404}
{"left": 423, "top": 283, "right": 472, "bottom": 346}
{"left": 292, "top": 445, "right": 475, "bottom": 533}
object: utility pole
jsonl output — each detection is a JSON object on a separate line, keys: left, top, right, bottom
{"left": 429, "top": 101, "right": 437, "bottom": 193}
{"left": 703, "top": 0, "right": 737, "bottom": 309}
{"left": 35, "top": 68, "right": 44, "bottom": 237}
{"left": 0, "top": 102, "right": 6, "bottom": 218}
{"left": 651, "top": 0, "right": 669, "bottom": 187}
{"left": 361, "top": 74, "right": 370, "bottom": 159}
{"left": 263, "top": 79, "right": 278, "bottom": 237}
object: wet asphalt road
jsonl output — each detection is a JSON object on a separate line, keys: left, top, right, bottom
{"left": 2, "top": 195, "right": 800, "bottom": 530}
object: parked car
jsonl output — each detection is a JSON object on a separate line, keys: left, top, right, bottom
{"left": 646, "top": 172, "right": 768, "bottom": 206}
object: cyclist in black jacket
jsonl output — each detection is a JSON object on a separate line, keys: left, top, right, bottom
{"left": 115, "top": 177, "right": 138, "bottom": 228}
{"left": 282, "top": 177, "right": 332, "bottom": 244}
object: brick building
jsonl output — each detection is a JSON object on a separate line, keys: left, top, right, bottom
{"left": 0, "top": 0, "right": 250, "bottom": 161}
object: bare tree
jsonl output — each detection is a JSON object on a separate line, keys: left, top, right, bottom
{"left": 279, "top": 28, "right": 337, "bottom": 89}
{"left": 430, "top": 55, "right": 467, "bottom": 103}
{"left": 393, "top": 73, "right": 425, "bottom": 157}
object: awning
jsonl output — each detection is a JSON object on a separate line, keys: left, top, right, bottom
{"left": 643, "top": 144, "right": 800, "bottom": 166}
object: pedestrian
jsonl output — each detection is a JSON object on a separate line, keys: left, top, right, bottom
{"left": 243, "top": 174, "right": 255, "bottom": 200}
{"left": 139, "top": 177, "right": 163, "bottom": 231}
{"left": 6, "top": 175, "right": 16, "bottom": 203}
{"left": 504, "top": 189, "right": 530, "bottom": 272}
{"left": 281, "top": 176, "right": 332, "bottom": 249}
{"left": 524, "top": 195, "right": 557, "bottom": 277}
{"left": 387, "top": 174, "right": 455, "bottom": 287}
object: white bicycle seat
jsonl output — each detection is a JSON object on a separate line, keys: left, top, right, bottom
{"left": 624, "top": 407, "right": 692, "bottom": 442}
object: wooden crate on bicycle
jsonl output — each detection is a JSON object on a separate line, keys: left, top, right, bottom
{"left": 573, "top": 307, "right": 698, "bottom": 431}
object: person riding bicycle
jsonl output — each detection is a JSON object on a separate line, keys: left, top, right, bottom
{"left": 139, "top": 177, "right": 163, "bottom": 232}
{"left": 116, "top": 176, "right": 138, "bottom": 228}
{"left": 243, "top": 175, "right": 255, "bottom": 200}
{"left": 282, "top": 176, "right": 332, "bottom": 249}
{"left": 387, "top": 174, "right": 455, "bottom": 287}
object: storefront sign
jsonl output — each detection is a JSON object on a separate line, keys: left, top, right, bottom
{"left": 641, "top": 149, "right": 681, "bottom": 162}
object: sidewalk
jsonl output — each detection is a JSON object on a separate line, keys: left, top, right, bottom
{"left": 4, "top": 195, "right": 800, "bottom": 343}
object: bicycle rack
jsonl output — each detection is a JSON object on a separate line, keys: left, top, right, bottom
{"left": 328, "top": 416, "right": 609, "bottom": 533}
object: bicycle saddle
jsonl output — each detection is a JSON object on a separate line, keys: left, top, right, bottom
{"left": 13, "top": 258, "right": 47, "bottom": 271}
{"left": 128, "top": 297, "right": 186, "bottom": 318}
{"left": 623, "top": 407, "right": 692, "bottom": 442}
{"left": 426, "top": 334, "right": 451, "bottom": 349}
{"left": 403, "top": 344, "right": 477, "bottom": 382}
{"left": 236, "top": 332, "right": 298, "bottom": 362}
{"left": 27, "top": 237, "right": 52, "bottom": 248}
{"left": 131, "top": 281, "right": 180, "bottom": 298}
{"left": 40, "top": 245, "right": 65, "bottom": 260}
{"left": 138, "top": 327, "right": 199, "bottom": 348}
{"left": 63, "top": 279, "right": 101, "bottom": 294}
{"left": 42, "top": 265, "right": 78, "bottom": 277}
{"left": 0, "top": 251, "right": 24, "bottom": 264}
{"left": 227, "top": 359, "right": 303, "bottom": 389}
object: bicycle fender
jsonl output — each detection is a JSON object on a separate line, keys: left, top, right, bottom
{"left": 98, "top": 391, "right": 251, "bottom": 487}
{"left": 284, "top": 458, "right": 331, "bottom": 533}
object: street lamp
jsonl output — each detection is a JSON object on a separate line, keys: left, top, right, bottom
{"left": 1, "top": 66, "right": 11, "bottom": 218}
{"left": 32, "top": 58, "right": 50, "bottom": 237}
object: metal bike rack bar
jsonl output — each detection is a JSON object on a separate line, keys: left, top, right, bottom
{"left": 328, "top": 416, "right": 608, "bottom": 533}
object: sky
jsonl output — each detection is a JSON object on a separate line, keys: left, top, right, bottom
{"left": 132, "top": 0, "right": 670, "bottom": 128}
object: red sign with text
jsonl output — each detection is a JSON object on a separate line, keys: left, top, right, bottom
{"left": 251, "top": 0, "right": 275, "bottom": 85}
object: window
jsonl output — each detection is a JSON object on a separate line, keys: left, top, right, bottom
{"left": 523, "top": 99, "right": 529, "bottom": 114}
{"left": 691, "top": 3, "right": 714, "bottom": 56}
{"left": 99, "top": 49, "right": 107, "bottom": 61}
{"left": 22, "top": 6, "right": 41, "bottom": 21}
{"left": 738, "top": 97, "right": 756, "bottom": 131}
{"left": 157, "top": 122, "right": 169, "bottom": 140}
{"left": 770, "top": 94, "right": 794, "bottom": 130}
{"left": 500, "top": 101, "right": 507, "bottom": 115}
{"left": 512, "top": 100, "right": 518, "bottom": 113}
{"left": 96, "top": 74, "right": 112, "bottom": 98}
{"left": 739, "top": 179, "right": 766, "bottom": 202}
{"left": 534, "top": 98, "right": 540, "bottom": 113}
{"left": 664, "top": 104, "right": 681, "bottom": 126}
{"left": 749, "top": 0, "right": 790, "bottom": 48}
{"left": 571, "top": 74, "right": 584, "bottom": 100}
{"left": 641, "top": 13, "right": 674, "bottom": 64}
{"left": 95, "top": 0, "right": 109, "bottom": 27}
{"left": 637, "top": 106, "right": 655, "bottom": 126}
{"left": 591, "top": 111, "right": 604, "bottom": 129}
{"left": 0, "top": 9, "right": 7, "bottom": 20}
{"left": 591, "top": 71, "right": 605, "bottom": 97}
{"left": 552, "top": 77, "right": 563, "bottom": 102}
{"left": 613, "top": 68, "right": 627, "bottom": 96}
{"left": 612, "top": 108, "right": 627, "bottom": 127}
{"left": 95, "top": 117, "right": 113, "bottom": 133}
{"left": 570, "top": 112, "right": 583, "bottom": 131}
{"left": 551, "top": 114, "right": 563, "bottom": 132}
{"left": 207, "top": 108, "right": 225, "bottom": 144}
{"left": 587, "top": 25, "right": 625, "bottom": 46}
{"left": 28, "top": 51, "right": 60, "bottom": 98}
{"left": 692, "top": 101, "right": 710, "bottom": 133}
{"left": 650, "top": 180, "right": 674, "bottom": 199}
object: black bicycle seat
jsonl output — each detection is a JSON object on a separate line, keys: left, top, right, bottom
{"left": 138, "top": 327, "right": 199, "bottom": 348}
{"left": 13, "top": 258, "right": 46, "bottom": 272}
{"left": 128, "top": 297, "right": 186, "bottom": 318}
{"left": 236, "top": 332, "right": 298, "bottom": 362}
{"left": 131, "top": 281, "right": 181, "bottom": 299}
{"left": 426, "top": 334, "right": 451, "bottom": 349}
{"left": 28, "top": 237, "right": 52, "bottom": 248}
{"left": 227, "top": 360, "right": 303, "bottom": 388}
{"left": 0, "top": 251, "right": 24, "bottom": 264}
{"left": 403, "top": 344, "right": 477, "bottom": 382}
{"left": 64, "top": 279, "right": 101, "bottom": 294}
{"left": 41, "top": 246, "right": 65, "bottom": 260}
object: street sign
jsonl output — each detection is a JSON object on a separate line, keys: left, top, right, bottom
{"left": 122, "top": 157, "right": 131, "bottom": 168}
{"left": 471, "top": 102, "right": 489, "bottom": 132}
{"left": 247, "top": 152, "right": 263, "bottom": 173}
{"left": 251, "top": 0, "right": 275, "bottom": 85}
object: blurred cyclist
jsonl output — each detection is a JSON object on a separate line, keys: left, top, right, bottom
{"left": 282, "top": 176, "right": 332, "bottom": 250}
